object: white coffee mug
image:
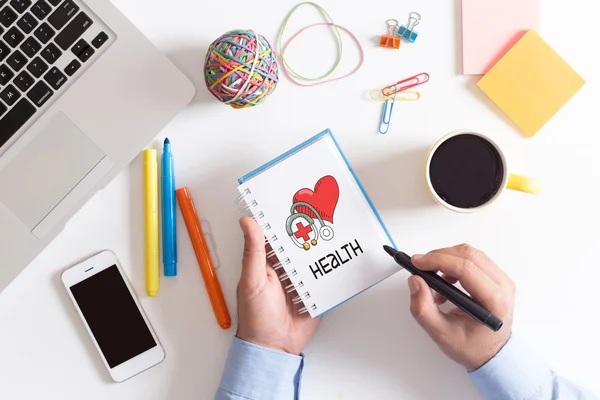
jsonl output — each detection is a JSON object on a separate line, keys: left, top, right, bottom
{"left": 425, "top": 130, "right": 540, "bottom": 213}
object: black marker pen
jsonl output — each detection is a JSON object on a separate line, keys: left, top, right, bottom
{"left": 383, "top": 246, "right": 503, "bottom": 332}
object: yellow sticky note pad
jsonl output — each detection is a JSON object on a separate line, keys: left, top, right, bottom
{"left": 477, "top": 30, "right": 585, "bottom": 137}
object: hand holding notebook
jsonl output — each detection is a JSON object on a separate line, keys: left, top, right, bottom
{"left": 236, "top": 217, "right": 320, "bottom": 355}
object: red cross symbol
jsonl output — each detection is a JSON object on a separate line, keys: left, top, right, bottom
{"left": 294, "top": 221, "right": 313, "bottom": 242}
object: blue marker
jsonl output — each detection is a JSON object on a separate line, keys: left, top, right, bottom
{"left": 162, "top": 138, "right": 177, "bottom": 276}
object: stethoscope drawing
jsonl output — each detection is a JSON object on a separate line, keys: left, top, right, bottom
{"left": 285, "top": 202, "right": 335, "bottom": 250}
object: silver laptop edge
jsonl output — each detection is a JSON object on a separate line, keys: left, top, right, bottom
{"left": 0, "top": 0, "right": 195, "bottom": 292}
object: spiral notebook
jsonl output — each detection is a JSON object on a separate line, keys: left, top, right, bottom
{"left": 236, "top": 129, "right": 401, "bottom": 317}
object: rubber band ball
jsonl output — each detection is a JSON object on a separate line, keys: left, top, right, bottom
{"left": 204, "top": 29, "right": 279, "bottom": 109}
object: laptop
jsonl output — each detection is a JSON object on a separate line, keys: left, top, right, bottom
{"left": 0, "top": 0, "right": 195, "bottom": 293}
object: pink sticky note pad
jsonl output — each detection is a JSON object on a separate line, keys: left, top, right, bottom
{"left": 462, "top": 0, "right": 540, "bottom": 75}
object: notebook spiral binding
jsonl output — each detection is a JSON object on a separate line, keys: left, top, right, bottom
{"left": 236, "top": 188, "right": 317, "bottom": 315}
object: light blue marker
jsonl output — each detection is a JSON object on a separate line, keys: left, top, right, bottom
{"left": 162, "top": 138, "right": 177, "bottom": 276}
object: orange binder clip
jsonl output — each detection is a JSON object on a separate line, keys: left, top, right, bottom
{"left": 380, "top": 19, "right": 401, "bottom": 49}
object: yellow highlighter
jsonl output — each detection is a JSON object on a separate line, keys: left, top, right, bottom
{"left": 144, "top": 149, "right": 159, "bottom": 297}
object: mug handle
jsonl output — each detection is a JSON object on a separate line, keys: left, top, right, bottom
{"left": 507, "top": 174, "right": 541, "bottom": 195}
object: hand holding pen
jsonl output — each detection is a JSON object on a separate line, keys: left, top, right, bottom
{"left": 402, "top": 245, "right": 514, "bottom": 371}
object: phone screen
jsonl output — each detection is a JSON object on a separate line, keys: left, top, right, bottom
{"left": 70, "top": 265, "right": 157, "bottom": 368}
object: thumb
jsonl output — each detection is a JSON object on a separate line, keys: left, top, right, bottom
{"left": 408, "top": 276, "right": 451, "bottom": 338}
{"left": 239, "top": 217, "right": 267, "bottom": 286}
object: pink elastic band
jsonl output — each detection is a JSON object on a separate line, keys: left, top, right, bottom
{"left": 280, "top": 22, "right": 365, "bottom": 87}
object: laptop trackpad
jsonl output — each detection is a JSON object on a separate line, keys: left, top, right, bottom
{"left": 0, "top": 113, "right": 113, "bottom": 238}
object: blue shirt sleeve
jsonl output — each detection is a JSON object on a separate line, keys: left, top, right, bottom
{"left": 215, "top": 337, "right": 304, "bottom": 400}
{"left": 469, "top": 336, "right": 598, "bottom": 400}
{"left": 216, "top": 336, "right": 598, "bottom": 400}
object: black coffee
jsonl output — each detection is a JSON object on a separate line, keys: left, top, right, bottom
{"left": 429, "top": 134, "right": 504, "bottom": 209}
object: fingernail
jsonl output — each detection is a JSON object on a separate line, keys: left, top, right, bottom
{"left": 408, "top": 278, "right": 420, "bottom": 294}
{"left": 412, "top": 254, "right": 425, "bottom": 260}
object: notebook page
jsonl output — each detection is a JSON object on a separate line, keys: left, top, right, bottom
{"left": 238, "top": 133, "right": 400, "bottom": 317}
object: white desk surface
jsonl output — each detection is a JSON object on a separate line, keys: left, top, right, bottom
{"left": 1, "top": 0, "right": 599, "bottom": 399}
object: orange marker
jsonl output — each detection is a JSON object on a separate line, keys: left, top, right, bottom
{"left": 176, "top": 187, "right": 231, "bottom": 329}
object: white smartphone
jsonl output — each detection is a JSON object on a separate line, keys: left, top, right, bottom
{"left": 62, "top": 250, "right": 165, "bottom": 382}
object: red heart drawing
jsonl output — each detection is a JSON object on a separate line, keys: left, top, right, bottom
{"left": 292, "top": 175, "right": 339, "bottom": 223}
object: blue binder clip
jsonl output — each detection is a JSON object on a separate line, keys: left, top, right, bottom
{"left": 398, "top": 12, "right": 421, "bottom": 43}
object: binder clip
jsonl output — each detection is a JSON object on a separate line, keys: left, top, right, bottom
{"left": 380, "top": 19, "right": 401, "bottom": 49}
{"left": 398, "top": 12, "right": 421, "bottom": 43}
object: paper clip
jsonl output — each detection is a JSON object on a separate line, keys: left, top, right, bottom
{"left": 382, "top": 73, "right": 429, "bottom": 97}
{"left": 379, "top": 19, "right": 401, "bottom": 49}
{"left": 376, "top": 89, "right": 421, "bottom": 134}
{"left": 370, "top": 89, "right": 420, "bottom": 101}
{"left": 379, "top": 91, "right": 397, "bottom": 135}
{"left": 398, "top": 12, "right": 421, "bottom": 43}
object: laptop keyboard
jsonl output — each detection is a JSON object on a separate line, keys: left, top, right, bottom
{"left": 0, "top": 0, "right": 111, "bottom": 150}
